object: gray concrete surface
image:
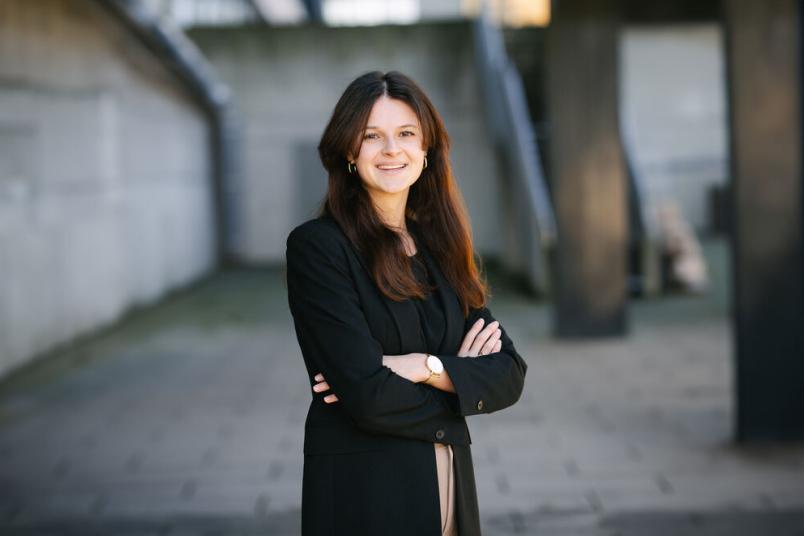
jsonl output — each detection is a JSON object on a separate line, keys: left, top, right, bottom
{"left": 0, "top": 0, "right": 217, "bottom": 377}
{"left": 620, "top": 23, "right": 729, "bottom": 233}
{"left": 0, "top": 238, "right": 803, "bottom": 535}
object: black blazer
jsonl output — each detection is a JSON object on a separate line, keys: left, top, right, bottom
{"left": 286, "top": 216, "right": 527, "bottom": 536}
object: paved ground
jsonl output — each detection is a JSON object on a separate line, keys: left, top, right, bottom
{"left": 1, "top": 238, "right": 803, "bottom": 535}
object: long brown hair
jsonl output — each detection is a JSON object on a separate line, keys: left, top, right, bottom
{"left": 317, "top": 71, "right": 487, "bottom": 316}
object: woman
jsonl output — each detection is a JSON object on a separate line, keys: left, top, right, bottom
{"left": 286, "top": 71, "right": 527, "bottom": 536}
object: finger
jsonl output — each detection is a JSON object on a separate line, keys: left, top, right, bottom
{"left": 324, "top": 394, "right": 339, "bottom": 404}
{"left": 312, "top": 381, "right": 331, "bottom": 393}
{"left": 493, "top": 339, "right": 502, "bottom": 353}
{"left": 459, "top": 318, "right": 484, "bottom": 355}
{"left": 459, "top": 319, "right": 485, "bottom": 355}
{"left": 480, "top": 329, "right": 502, "bottom": 355}
{"left": 314, "top": 373, "right": 324, "bottom": 382}
{"left": 469, "top": 320, "right": 499, "bottom": 356}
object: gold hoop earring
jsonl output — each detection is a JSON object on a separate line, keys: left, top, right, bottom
{"left": 347, "top": 161, "right": 356, "bottom": 174}
{"left": 423, "top": 155, "right": 428, "bottom": 169}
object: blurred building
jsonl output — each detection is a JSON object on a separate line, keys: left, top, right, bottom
{"left": 188, "top": 21, "right": 506, "bottom": 264}
{"left": 0, "top": 0, "right": 224, "bottom": 377}
{"left": 0, "top": 0, "right": 727, "bottom": 373}
{"left": 142, "top": 0, "right": 309, "bottom": 26}
{"left": 3, "top": 0, "right": 798, "bottom": 441}
{"left": 140, "top": 0, "right": 552, "bottom": 27}
{"left": 620, "top": 24, "right": 728, "bottom": 233}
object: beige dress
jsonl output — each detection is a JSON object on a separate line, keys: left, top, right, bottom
{"left": 434, "top": 442, "right": 457, "bottom": 535}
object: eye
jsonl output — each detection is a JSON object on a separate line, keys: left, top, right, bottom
{"left": 400, "top": 130, "right": 416, "bottom": 137}
{"left": 363, "top": 132, "right": 379, "bottom": 140}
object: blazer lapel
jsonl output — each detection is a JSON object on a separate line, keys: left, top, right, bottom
{"left": 418, "top": 245, "right": 465, "bottom": 355}
{"left": 332, "top": 219, "right": 424, "bottom": 354}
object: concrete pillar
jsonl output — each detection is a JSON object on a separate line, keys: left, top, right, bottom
{"left": 546, "top": 0, "right": 629, "bottom": 337}
{"left": 724, "top": 0, "right": 804, "bottom": 440}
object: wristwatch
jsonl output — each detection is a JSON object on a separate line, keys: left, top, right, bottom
{"left": 424, "top": 353, "right": 444, "bottom": 383}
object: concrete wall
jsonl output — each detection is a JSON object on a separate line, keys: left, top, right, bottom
{"left": 0, "top": 1, "right": 217, "bottom": 376}
{"left": 188, "top": 21, "right": 501, "bottom": 263}
{"left": 619, "top": 23, "right": 729, "bottom": 233}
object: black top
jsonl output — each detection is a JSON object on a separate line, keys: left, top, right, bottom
{"left": 410, "top": 253, "right": 447, "bottom": 353}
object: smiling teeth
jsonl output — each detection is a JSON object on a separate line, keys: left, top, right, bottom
{"left": 378, "top": 164, "right": 406, "bottom": 170}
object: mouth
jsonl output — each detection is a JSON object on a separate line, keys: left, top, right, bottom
{"left": 376, "top": 163, "right": 407, "bottom": 172}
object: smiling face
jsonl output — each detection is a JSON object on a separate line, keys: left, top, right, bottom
{"left": 350, "top": 95, "right": 427, "bottom": 209}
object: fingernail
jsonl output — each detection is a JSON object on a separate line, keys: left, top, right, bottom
{"left": 314, "top": 374, "right": 323, "bottom": 381}
{"left": 476, "top": 319, "right": 485, "bottom": 325}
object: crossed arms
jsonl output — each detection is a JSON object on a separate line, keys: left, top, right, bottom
{"left": 286, "top": 224, "right": 527, "bottom": 444}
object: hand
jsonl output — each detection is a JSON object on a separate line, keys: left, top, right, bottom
{"left": 382, "top": 353, "right": 429, "bottom": 383}
{"left": 458, "top": 318, "right": 502, "bottom": 357}
{"left": 312, "top": 373, "right": 339, "bottom": 404}
{"left": 313, "top": 354, "right": 431, "bottom": 405}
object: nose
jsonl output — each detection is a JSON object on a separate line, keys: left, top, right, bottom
{"left": 382, "top": 136, "right": 401, "bottom": 155}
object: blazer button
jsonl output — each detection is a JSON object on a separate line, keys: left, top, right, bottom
{"left": 435, "top": 429, "right": 445, "bottom": 440}
{"left": 476, "top": 400, "right": 484, "bottom": 411}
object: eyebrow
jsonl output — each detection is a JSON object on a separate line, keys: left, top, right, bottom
{"left": 365, "top": 124, "right": 420, "bottom": 130}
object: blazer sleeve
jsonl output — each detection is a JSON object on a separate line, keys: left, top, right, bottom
{"left": 286, "top": 225, "right": 468, "bottom": 445}
{"left": 436, "top": 306, "right": 528, "bottom": 417}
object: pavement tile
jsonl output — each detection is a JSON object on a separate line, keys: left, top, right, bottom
{"left": 1, "top": 240, "right": 803, "bottom": 534}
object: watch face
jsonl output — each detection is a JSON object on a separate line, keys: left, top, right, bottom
{"left": 427, "top": 355, "right": 444, "bottom": 374}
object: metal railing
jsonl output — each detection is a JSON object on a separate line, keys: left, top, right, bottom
{"left": 473, "top": 11, "right": 556, "bottom": 295}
